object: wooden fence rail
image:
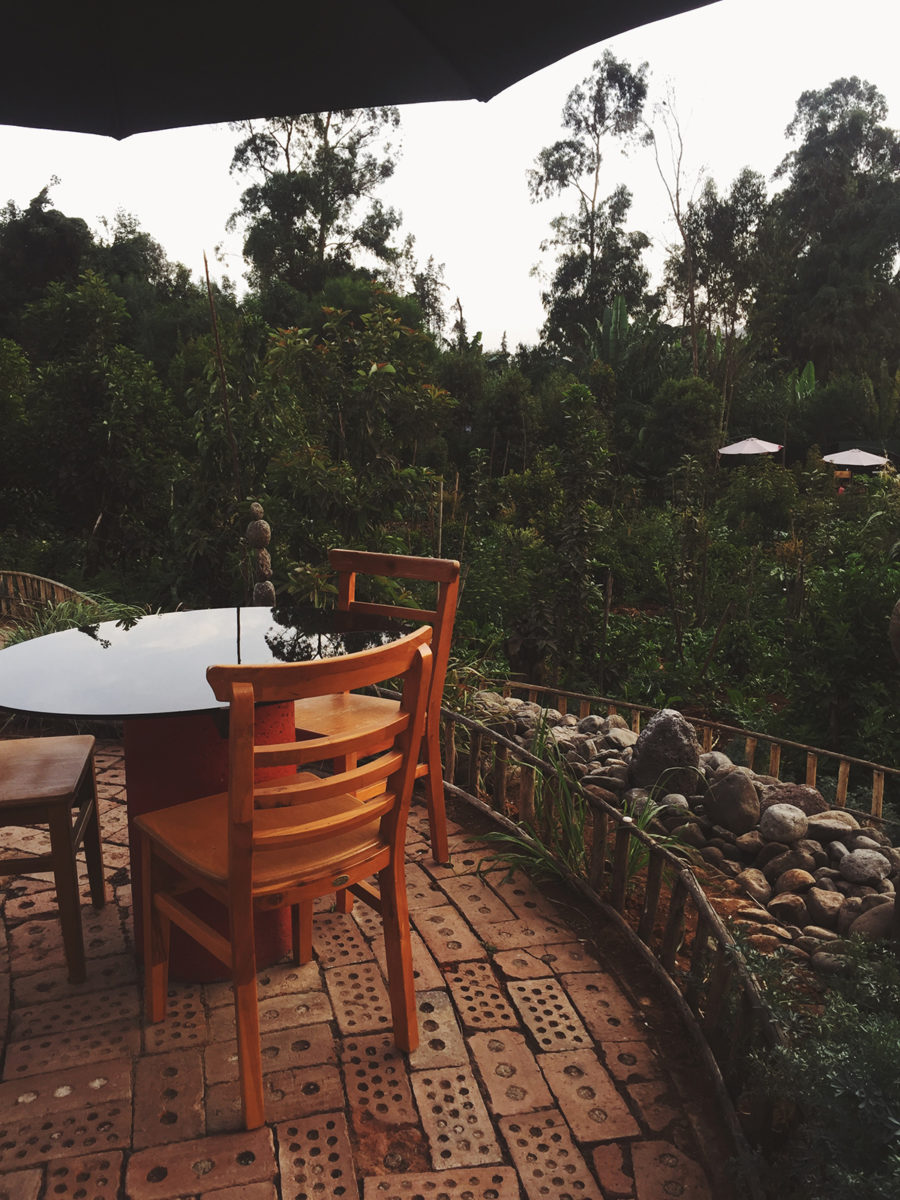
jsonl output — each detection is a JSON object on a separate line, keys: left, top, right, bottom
{"left": 438, "top": 703, "right": 782, "bottom": 1182}
{"left": 495, "top": 680, "right": 899, "bottom": 820}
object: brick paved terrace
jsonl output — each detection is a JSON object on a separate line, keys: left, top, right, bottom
{"left": 0, "top": 739, "right": 747, "bottom": 1199}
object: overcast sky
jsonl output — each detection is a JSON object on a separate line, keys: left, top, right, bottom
{"left": 1, "top": 0, "right": 898, "bottom": 350}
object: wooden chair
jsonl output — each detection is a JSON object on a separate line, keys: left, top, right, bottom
{"left": 0, "top": 735, "right": 105, "bottom": 983}
{"left": 294, "top": 549, "right": 460, "bottom": 866}
{"left": 135, "top": 625, "right": 432, "bottom": 1130}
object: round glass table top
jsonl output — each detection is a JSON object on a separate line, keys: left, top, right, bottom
{"left": 0, "top": 605, "right": 394, "bottom": 720}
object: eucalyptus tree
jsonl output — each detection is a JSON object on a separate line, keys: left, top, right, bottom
{"left": 229, "top": 110, "right": 404, "bottom": 323}
{"left": 754, "top": 77, "right": 900, "bottom": 380}
{"left": 529, "top": 52, "right": 652, "bottom": 358}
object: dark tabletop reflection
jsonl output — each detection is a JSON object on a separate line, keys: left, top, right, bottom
{"left": 0, "top": 605, "right": 403, "bottom": 720}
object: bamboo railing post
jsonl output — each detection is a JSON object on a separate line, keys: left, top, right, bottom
{"left": 836, "top": 760, "right": 850, "bottom": 807}
{"left": 684, "top": 908, "right": 711, "bottom": 1013}
{"left": 768, "top": 744, "right": 781, "bottom": 779}
{"left": 443, "top": 718, "right": 457, "bottom": 785}
{"left": 492, "top": 743, "right": 508, "bottom": 814}
{"left": 468, "top": 730, "right": 483, "bottom": 797}
{"left": 610, "top": 818, "right": 633, "bottom": 912}
{"left": 637, "top": 851, "right": 664, "bottom": 947}
{"left": 589, "top": 808, "right": 610, "bottom": 891}
{"left": 744, "top": 737, "right": 757, "bottom": 771}
{"left": 806, "top": 751, "right": 818, "bottom": 788}
{"left": 520, "top": 766, "right": 536, "bottom": 827}
{"left": 660, "top": 875, "right": 688, "bottom": 973}
{"left": 872, "top": 769, "right": 884, "bottom": 818}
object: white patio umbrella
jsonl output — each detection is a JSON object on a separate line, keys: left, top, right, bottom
{"left": 822, "top": 449, "right": 888, "bottom": 467}
{"left": 718, "top": 437, "right": 782, "bottom": 456}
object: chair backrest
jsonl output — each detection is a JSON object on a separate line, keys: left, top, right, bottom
{"left": 206, "top": 626, "right": 432, "bottom": 866}
{"left": 328, "top": 549, "right": 460, "bottom": 716}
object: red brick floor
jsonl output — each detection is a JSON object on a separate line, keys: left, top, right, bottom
{"left": 0, "top": 740, "right": 744, "bottom": 1199}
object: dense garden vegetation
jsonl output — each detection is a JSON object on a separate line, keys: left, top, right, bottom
{"left": 3, "top": 59, "right": 900, "bottom": 783}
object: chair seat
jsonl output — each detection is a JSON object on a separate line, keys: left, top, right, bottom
{"left": 0, "top": 735, "right": 95, "bottom": 807}
{"left": 135, "top": 787, "right": 387, "bottom": 892}
{"left": 294, "top": 691, "right": 400, "bottom": 739}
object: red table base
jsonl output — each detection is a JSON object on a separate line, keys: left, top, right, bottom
{"left": 124, "top": 703, "right": 296, "bottom": 982}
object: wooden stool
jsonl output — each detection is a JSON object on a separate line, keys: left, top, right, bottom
{"left": 0, "top": 735, "right": 106, "bottom": 982}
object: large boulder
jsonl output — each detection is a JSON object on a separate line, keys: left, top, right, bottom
{"left": 705, "top": 769, "right": 760, "bottom": 835}
{"left": 629, "top": 709, "right": 701, "bottom": 796}
{"left": 759, "top": 783, "right": 828, "bottom": 816}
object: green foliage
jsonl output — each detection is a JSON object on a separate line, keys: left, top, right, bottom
{"left": 2, "top": 593, "right": 147, "bottom": 645}
{"left": 749, "top": 938, "right": 900, "bottom": 1199}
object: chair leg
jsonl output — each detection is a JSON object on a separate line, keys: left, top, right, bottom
{"left": 423, "top": 719, "right": 450, "bottom": 866}
{"left": 291, "top": 902, "right": 314, "bottom": 964}
{"left": 80, "top": 768, "right": 106, "bottom": 909}
{"left": 47, "top": 802, "right": 86, "bottom": 985}
{"left": 231, "top": 902, "right": 264, "bottom": 1129}
{"left": 141, "top": 836, "right": 170, "bottom": 1023}
{"left": 379, "top": 860, "right": 418, "bottom": 1053}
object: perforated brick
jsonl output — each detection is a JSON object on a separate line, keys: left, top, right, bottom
{"left": 371, "top": 929, "right": 444, "bottom": 992}
{"left": 2, "top": 1020, "right": 141, "bottom": 1079}
{"left": 133, "top": 1048, "right": 204, "bottom": 1148}
{"left": 402, "top": 862, "right": 448, "bottom": 910}
{"left": 624, "top": 1080, "right": 684, "bottom": 1136}
{"left": 0, "top": 1090, "right": 131, "bottom": 1170}
{"left": 410, "top": 1065, "right": 501, "bottom": 1167}
{"left": 203, "top": 960, "right": 323, "bottom": 1009}
{"left": 424, "top": 839, "right": 501, "bottom": 879}
{"left": 444, "top": 961, "right": 518, "bottom": 1030}
{"left": 276, "top": 1111, "right": 357, "bottom": 1200}
{"left": 144, "top": 985, "right": 209, "bottom": 1054}
{"left": 324, "top": 961, "right": 393, "bottom": 1036}
{"left": 506, "top": 978, "right": 592, "bottom": 1051}
{"left": 341, "top": 1032, "right": 417, "bottom": 1131}
{"left": 11, "top": 982, "right": 139, "bottom": 1040}
{"left": 125, "top": 1126, "right": 275, "bottom": 1199}
{"left": 631, "top": 1140, "right": 713, "bottom": 1199}
{"left": 483, "top": 867, "right": 563, "bottom": 919}
{"left": 12, "top": 952, "right": 137, "bottom": 1008}
{"left": 362, "top": 1167, "right": 521, "bottom": 1199}
{"left": 499, "top": 1110, "right": 605, "bottom": 1200}
{"left": 411, "top": 906, "right": 485, "bottom": 964}
{"left": 7, "top": 905, "right": 127, "bottom": 976}
{"left": 41, "top": 1150, "right": 124, "bottom": 1199}
{"left": 205, "top": 1022, "right": 335, "bottom": 1086}
{"left": 207, "top": 1065, "right": 344, "bottom": 1134}
{"left": 526, "top": 941, "right": 602, "bottom": 974}
{"left": 479, "top": 915, "right": 571, "bottom": 952}
{"left": 467, "top": 1030, "right": 553, "bottom": 1115}
{"left": 592, "top": 1143, "right": 635, "bottom": 1196}
{"left": 407, "top": 989, "right": 468, "bottom": 1069}
{"left": 438, "top": 875, "right": 516, "bottom": 926}
{"left": 0, "top": 1166, "right": 43, "bottom": 1200}
{"left": 559, "top": 973, "right": 648, "bottom": 1043}
{"left": 313, "top": 911, "right": 377, "bottom": 966}
{"left": 209, "top": 990, "right": 333, "bottom": 1043}
{"left": 538, "top": 1049, "right": 640, "bottom": 1142}
{"left": 604, "top": 1040, "right": 665, "bottom": 1084}
{"left": 492, "top": 948, "right": 555, "bottom": 980}
{"left": 0, "top": 1060, "right": 131, "bottom": 1127}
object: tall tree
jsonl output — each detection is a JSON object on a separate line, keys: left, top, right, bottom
{"left": 754, "top": 77, "right": 900, "bottom": 379}
{"left": 229, "top": 110, "right": 403, "bottom": 322}
{"left": 529, "top": 52, "right": 651, "bottom": 358}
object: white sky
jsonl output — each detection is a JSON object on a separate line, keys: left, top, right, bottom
{"left": 0, "top": 0, "right": 898, "bottom": 351}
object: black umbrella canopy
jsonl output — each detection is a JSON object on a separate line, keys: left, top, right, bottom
{"left": 6, "top": 2, "right": 716, "bottom": 140}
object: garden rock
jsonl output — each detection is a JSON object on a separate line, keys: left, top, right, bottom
{"left": 848, "top": 898, "right": 896, "bottom": 940}
{"left": 629, "top": 708, "right": 701, "bottom": 795}
{"left": 839, "top": 848, "right": 891, "bottom": 885}
{"left": 773, "top": 868, "right": 816, "bottom": 894}
{"left": 759, "top": 803, "right": 808, "bottom": 843}
{"left": 759, "top": 782, "right": 828, "bottom": 815}
{"left": 805, "top": 888, "right": 844, "bottom": 928}
{"left": 705, "top": 769, "right": 760, "bottom": 834}
{"left": 806, "top": 810, "right": 860, "bottom": 841}
{"left": 735, "top": 868, "right": 771, "bottom": 905}
{"left": 768, "top": 892, "right": 808, "bottom": 924}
